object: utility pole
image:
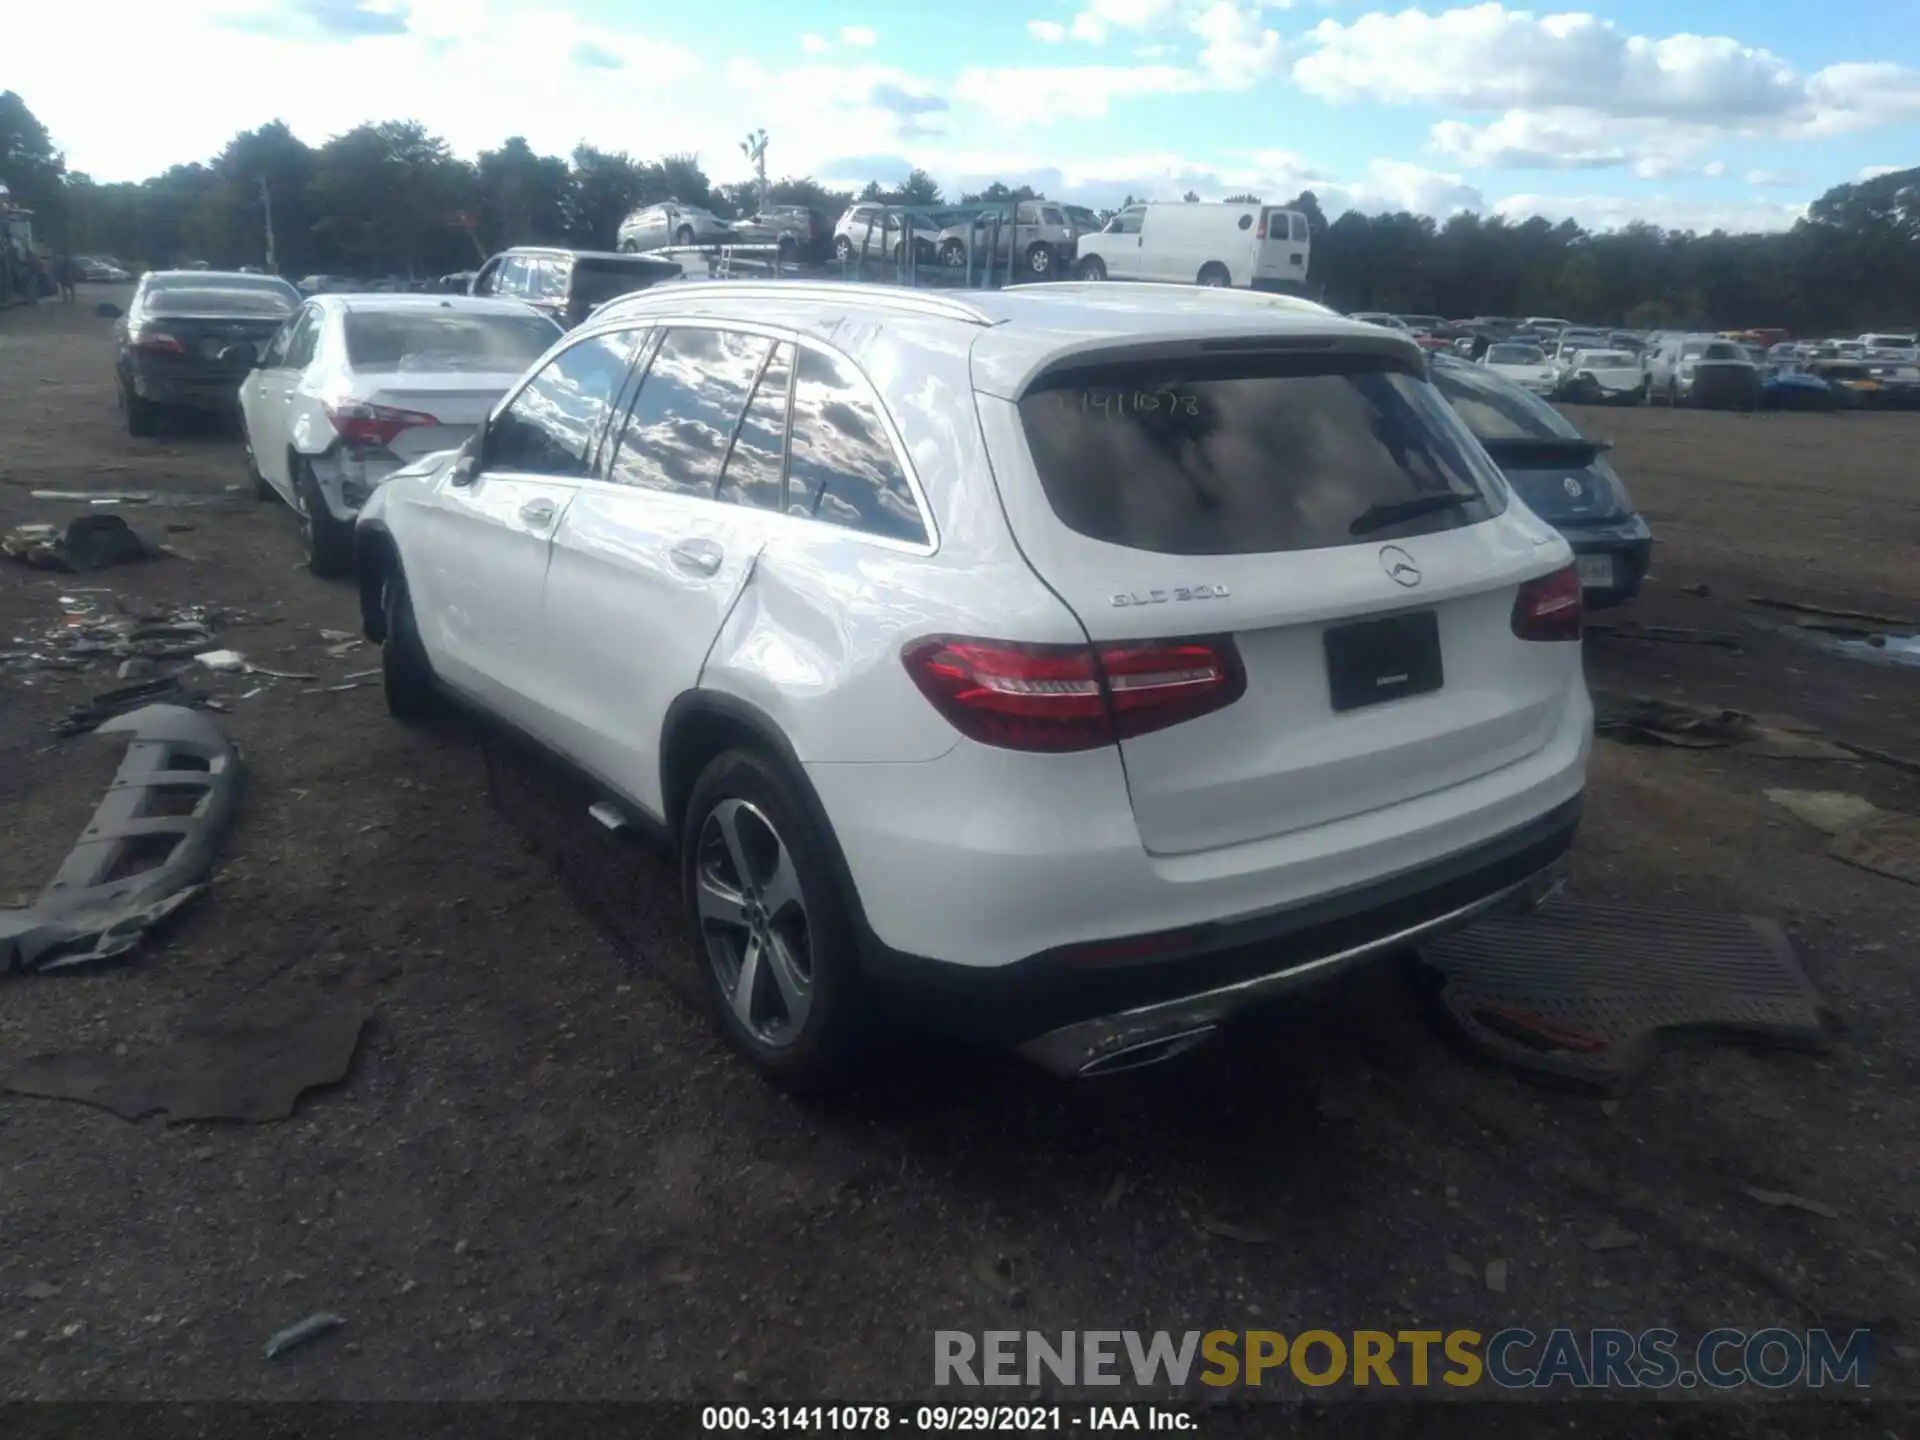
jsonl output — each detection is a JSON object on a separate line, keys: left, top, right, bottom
{"left": 257, "top": 175, "right": 277, "bottom": 274}
{"left": 740, "top": 129, "right": 770, "bottom": 210}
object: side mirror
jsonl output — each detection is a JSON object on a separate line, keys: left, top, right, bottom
{"left": 219, "top": 342, "right": 259, "bottom": 369}
{"left": 449, "top": 439, "right": 480, "bottom": 488}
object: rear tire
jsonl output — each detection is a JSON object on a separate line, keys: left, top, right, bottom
{"left": 380, "top": 561, "right": 438, "bottom": 722}
{"left": 122, "top": 381, "right": 159, "bottom": 438}
{"left": 293, "top": 457, "right": 354, "bottom": 578}
{"left": 244, "top": 440, "right": 275, "bottom": 500}
{"left": 1197, "top": 263, "right": 1232, "bottom": 287}
{"left": 681, "top": 749, "right": 868, "bottom": 1090}
{"left": 1025, "top": 242, "right": 1055, "bottom": 279}
{"left": 1076, "top": 255, "right": 1107, "bottom": 281}
{"left": 675, "top": 225, "right": 695, "bottom": 247}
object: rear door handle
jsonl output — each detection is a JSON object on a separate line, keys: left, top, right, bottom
{"left": 519, "top": 498, "right": 557, "bottom": 527}
{"left": 669, "top": 539, "right": 723, "bottom": 575}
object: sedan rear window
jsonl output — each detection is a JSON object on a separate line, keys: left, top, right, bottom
{"left": 1428, "top": 362, "right": 1583, "bottom": 442}
{"left": 1700, "top": 342, "right": 1744, "bottom": 361}
{"left": 344, "top": 311, "right": 559, "bottom": 370}
{"left": 1018, "top": 355, "right": 1507, "bottom": 556}
{"left": 1486, "top": 344, "right": 1545, "bottom": 364}
{"left": 145, "top": 285, "right": 297, "bottom": 317}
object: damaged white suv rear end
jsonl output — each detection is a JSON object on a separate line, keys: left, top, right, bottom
{"left": 354, "top": 280, "right": 1591, "bottom": 1086}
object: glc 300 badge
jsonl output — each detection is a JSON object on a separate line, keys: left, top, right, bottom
{"left": 1110, "top": 584, "right": 1232, "bottom": 607}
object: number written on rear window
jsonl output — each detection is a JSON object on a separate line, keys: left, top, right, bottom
{"left": 785, "top": 348, "right": 927, "bottom": 545}
{"left": 609, "top": 327, "right": 770, "bottom": 495}
{"left": 486, "top": 329, "right": 638, "bottom": 478}
{"left": 717, "top": 343, "right": 792, "bottom": 512}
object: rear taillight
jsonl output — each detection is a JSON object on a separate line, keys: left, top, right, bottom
{"left": 1255, "top": 217, "right": 1268, "bottom": 239}
{"left": 901, "top": 634, "right": 1245, "bottom": 752}
{"left": 1511, "top": 564, "right": 1583, "bottom": 642}
{"left": 132, "top": 329, "right": 186, "bottom": 355}
{"left": 325, "top": 400, "right": 439, "bottom": 451}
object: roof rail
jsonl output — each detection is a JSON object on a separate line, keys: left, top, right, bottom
{"left": 603, "top": 279, "right": 997, "bottom": 327}
{"left": 1016, "top": 280, "right": 1333, "bottom": 313}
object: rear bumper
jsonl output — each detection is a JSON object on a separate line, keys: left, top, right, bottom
{"left": 810, "top": 684, "right": 1591, "bottom": 1050}
{"left": 1557, "top": 514, "right": 1653, "bottom": 608}
{"left": 123, "top": 360, "right": 243, "bottom": 412}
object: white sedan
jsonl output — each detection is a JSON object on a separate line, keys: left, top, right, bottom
{"left": 1557, "top": 349, "right": 1648, "bottom": 404}
{"left": 237, "top": 294, "right": 563, "bottom": 575}
{"left": 1480, "top": 341, "right": 1558, "bottom": 395}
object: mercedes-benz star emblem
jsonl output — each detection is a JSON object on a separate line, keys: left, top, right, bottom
{"left": 1379, "top": 544, "right": 1422, "bottom": 588}
{"left": 1563, "top": 476, "right": 1583, "bottom": 497}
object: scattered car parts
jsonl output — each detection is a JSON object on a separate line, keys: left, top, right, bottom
{"left": 0, "top": 704, "right": 242, "bottom": 972}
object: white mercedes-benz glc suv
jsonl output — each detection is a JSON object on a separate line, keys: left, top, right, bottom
{"left": 353, "top": 280, "right": 1592, "bottom": 1086}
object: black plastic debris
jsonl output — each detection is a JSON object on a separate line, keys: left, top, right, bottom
{"left": 3, "top": 514, "right": 156, "bottom": 572}
{"left": 0, "top": 705, "right": 242, "bottom": 972}
{"left": 1419, "top": 901, "right": 1831, "bottom": 1092}
{"left": 50, "top": 676, "right": 213, "bottom": 737}
{"left": 3, "top": 1004, "right": 366, "bottom": 1124}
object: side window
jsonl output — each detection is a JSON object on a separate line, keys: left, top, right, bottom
{"left": 528, "top": 257, "right": 565, "bottom": 302}
{"left": 282, "top": 308, "right": 322, "bottom": 369}
{"left": 785, "top": 347, "right": 927, "bottom": 545}
{"left": 485, "top": 329, "right": 640, "bottom": 478}
{"left": 608, "top": 327, "right": 770, "bottom": 495}
{"left": 496, "top": 256, "right": 530, "bottom": 297}
{"left": 717, "top": 343, "right": 792, "bottom": 511}
{"left": 260, "top": 315, "right": 298, "bottom": 368}
{"left": 471, "top": 259, "right": 500, "bottom": 296}
{"left": 1042, "top": 206, "right": 1066, "bottom": 227}
{"left": 1112, "top": 208, "right": 1145, "bottom": 236}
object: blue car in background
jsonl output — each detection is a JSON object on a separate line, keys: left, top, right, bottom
{"left": 1428, "top": 355, "right": 1653, "bottom": 609}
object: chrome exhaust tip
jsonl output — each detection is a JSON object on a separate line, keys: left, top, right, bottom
{"left": 1067, "top": 1025, "right": 1221, "bottom": 1078}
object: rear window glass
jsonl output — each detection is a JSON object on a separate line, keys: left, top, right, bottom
{"left": 1428, "top": 362, "right": 1582, "bottom": 442}
{"left": 1018, "top": 356, "right": 1508, "bottom": 556}
{"left": 1486, "top": 344, "right": 1545, "bottom": 364}
{"left": 571, "top": 257, "right": 678, "bottom": 310}
{"left": 344, "top": 310, "right": 559, "bottom": 371}
{"left": 1577, "top": 351, "right": 1635, "bottom": 366}
{"left": 145, "top": 284, "right": 296, "bottom": 317}
{"left": 1701, "top": 342, "right": 1744, "bottom": 361}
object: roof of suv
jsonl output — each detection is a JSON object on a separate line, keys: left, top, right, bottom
{"left": 324, "top": 294, "right": 556, "bottom": 318}
{"left": 597, "top": 280, "right": 1417, "bottom": 396}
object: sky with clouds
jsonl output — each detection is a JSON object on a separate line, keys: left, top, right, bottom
{"left": 12, "top": 0, "right": 1920, "bottom": 232}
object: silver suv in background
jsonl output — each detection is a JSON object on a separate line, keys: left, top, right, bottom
{"left": 617, "top": 203, "right": 735, "bottom": 253}
{"left": 934, "top": 201, "right": 1078, "bottom": 279}
{"left": 832, "top": 205, "right": 946, "bottom": 265}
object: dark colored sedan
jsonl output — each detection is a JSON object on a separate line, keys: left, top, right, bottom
{"left": 114, "top": 271, "right": 300, "bottom": 436}
{"left": 1429, "top": 356, "right": 1653, "bottom": 610}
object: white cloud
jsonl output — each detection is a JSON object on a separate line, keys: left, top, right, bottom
{"left": 1295, "top": 7, "right": 1803, "bottom": 119}
{"left": 1803, "top": 62, "right": 1920, "bottom": 135}
{"left": 1028, "top": 19, "right": 1068, "bottom": 41}
{"left": 1702, "top": 159, "right": 1725, "bottom": 177}
{"left": 1745, "top": 168, "right": 1800, "bottom": 187}
{"left": 1431, "top": 109, "right": 1642, "bottom": 170}
{"left": 1191, "top": 3, "right": 1283, "bottom": 87}
{"left": 953, "top": 63, "right": 1207, "bottom": 124}
{"left": 1066, "top": 0, "right": 1180, "bottom": 44}
{"left": 1858, "top": 164, "right": 1905, "bottom": 181}
{"left": 801, "top": 33, "right": 830, "bottom": 54}
{"left": 840, "top": 24, "right": 879, "bottom": 46}
{"left": 1493, "top": 190, "right": 1809, "bottom": 233}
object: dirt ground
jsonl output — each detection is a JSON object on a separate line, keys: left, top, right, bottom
{"left": 2, "top": 290, "right": 1918, "bottom": 1422}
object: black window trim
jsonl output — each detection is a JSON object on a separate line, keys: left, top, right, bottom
{"left": 568, "top": 315, "right": 939, "bottom": 554}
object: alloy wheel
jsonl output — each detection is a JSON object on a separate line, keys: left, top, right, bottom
{"left": 695, "top": 798, "right": 814, "bottom": 1047}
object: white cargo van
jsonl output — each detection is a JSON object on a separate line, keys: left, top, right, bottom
{"left": 1072, "top": 202, "right": 1310, "bottom": 289}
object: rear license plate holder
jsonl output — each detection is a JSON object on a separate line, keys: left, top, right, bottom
{"left": 1324, "top": 610, "right": 1443, "bottom": 712}
{"left": 1577, "top": 555, "right": 1615, "bottom": 588}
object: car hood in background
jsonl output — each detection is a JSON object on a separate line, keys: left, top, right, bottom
{"left": 1486, "top": 363, "right": 1556, "bottom": 388}
{"left": 1574, "top": 365, "right": 1642, "bottom": 390}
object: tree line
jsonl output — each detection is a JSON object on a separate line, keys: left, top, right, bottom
{"left": 3, "top": 91, "right": 1916, "bottom": 332}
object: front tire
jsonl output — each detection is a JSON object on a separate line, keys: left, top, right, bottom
{"left": 380, "top": 560, "right": 438, "bottom": 721}
{"left": 293, "top": 457, "right": 354, "bottom": 578}
{"left": 682, "top": 749, "right": 867, "bottom": 1089}
{"left": 940, "top": 239, "right": 968, "bottom": 268}
{"left": 1025, "top": 242, "right": 1054, "bottom": 278}
{"left": 675, "top": 225, "right": 695, "bottom": 247}
{"left": 1076, "top": 255, "right": 1107, "bottom": 281}
{"left": 834, "top": 235, "right": 854, "bottom": 262}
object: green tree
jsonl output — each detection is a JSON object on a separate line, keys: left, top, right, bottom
{"left": 0, "top": 90, "right": 68, "bottom": 240}
{"left": 475, "top": 136, "right": 568, "bottom": 249}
